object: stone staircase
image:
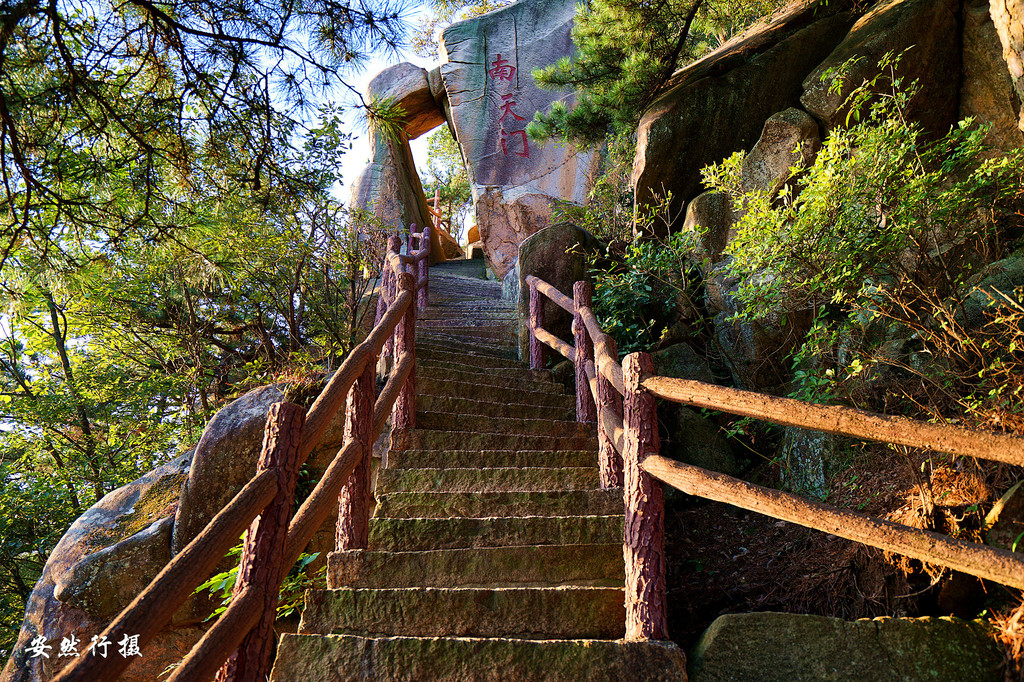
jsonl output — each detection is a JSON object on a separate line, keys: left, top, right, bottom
{"left": 270, "top": 260, "right": 688, "bottom": 680}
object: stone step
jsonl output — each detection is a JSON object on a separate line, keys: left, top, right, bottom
{"left": 386, "top": 448, "right": 597, "bottom": 470}
{"left": 375, "top": 488, "right": 622, "bottom": 519}
{"left": 270, "top": 634, "right": 688, "bottom": 682}
{"left": 417, "top": 327, "right": 514, "bottom": 342}
{"left": 417, "top": 339, "right": 516, "bottom": 358}
{"left": 419, "top": 308, "right": 516, "bottom": 321}
{"left": 417, "top": 411, "right": 592, "bottom": 438}
{"left": 298, "top": 586, "right": 625, "bottom": 640}
{"left": 376, "top": 467, "right": 600, "bottom": 494}
{"left": 367, "top": 515, "right": 624, "bottom": 551}
{"left": 390, "top": 428, "right": 597, "bottom": 454}
{"left": 417, "top": 318, "right": 514, "bottom": 330}
{"left": 416, "top": 394, "right": 574, "bottom": 419}
{"left": 328, "top": 544, "right": 623, "bottom": 589}
{"left": 417, "top": 348, "right": 525, "bottom": 370}
{"left": 418, "top": 368, "right": 560, "bottom": 394}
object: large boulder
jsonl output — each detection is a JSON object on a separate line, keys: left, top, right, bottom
{"left": 740, "top": 107, "right": 821, "bottom": 196}
{"left": 351, "top": 63, "right": 463, "bottom": 264}
{"left": 632, "top": 0, "right": 855, "bottom": 224}
{"left": 1, "top": 454, "right": 205, "bottom": 682}
{"left": 515, "top": 223, "right": 603, "bottom": 361}
{"left": 440, "top": 0, "right": 600, "bottom": 278}
{"left": 689, "top": 612, "right": 1002, "bottom": 682}
{"left": 369, "top": 62, "right": 447, "bottom": 140}
{"left": 800, "top": 0, "right": 961, "bottom": 140}
{"left": 681, "top": 192, "right": 736, "bottom": 268}
{"left": 962, "top": 0, "right": 1024, "bottom": 152}
{"left": 172, "top": 384, "right": 288, "bottom": 557}
{"left": 988, "top": 0, "right": 1024, "bottom": 132}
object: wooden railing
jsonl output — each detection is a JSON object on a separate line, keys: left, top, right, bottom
{"left": 526, "top": 274, "right": 1024, "bottom": 642}
{"left": 53, "top": 225, "right": 431, "bottom": 682}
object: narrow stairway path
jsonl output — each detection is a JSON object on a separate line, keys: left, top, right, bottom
{"left": 270, "top": 260, "right": 688, "bottom": 680}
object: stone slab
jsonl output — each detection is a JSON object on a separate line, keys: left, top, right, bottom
{"left": 367, "top": 515, "right": 624, "bottom": 551}
{"left": 327, "top": 544, "right": 623, "bottom": 588}
{"left": 375, "top": 489, "right": 622, "bottom": 519}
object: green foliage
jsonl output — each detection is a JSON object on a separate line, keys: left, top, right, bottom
{"left": 411, "top": 0, "right": 513, "bottom": 58}
{"left": 194, "top": 545, "right": 325, "bottom": 621}
{"left": 704, "top": 53, "right": 1024, "bottom": 320}
{"left": 529, "top": 0, "right": 788, "bottom": 145}
{"left": 421, "top": 127, "right": 473, "bottom": 243}
{"left": 0, "top": 0, "right": 411, "bottom": 268}
{"left": 589, "top": 229, "right": 698, "bottom": 353}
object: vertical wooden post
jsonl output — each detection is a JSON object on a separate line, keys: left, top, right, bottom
{"left": 622, "top": 352, "right": 668, "bottom": 641}
{"left": 392, "top": 271, "right": 417, "bottom": 430}
{"left": 573, "top": 281, "right": 597, "bottom": 424}
{"left": 215, "top": 402, "right": 304, "bottom": 682}
{"left": 381, "top": 234, "right": 401, "bottom": 361}
{"left": 335, "top": 356, "right": 375, "bottom": 550}
{"left": 529, "top": 278, "right": 545, "bottom": 370}
{"left": 418, "top": 225, "right": 430, "bottom": 309}
{"left": 407, "top": 223, "right": 417, "bottom": 262}
{"left": 598, "top": 335, "right": 625, "bottom": 489}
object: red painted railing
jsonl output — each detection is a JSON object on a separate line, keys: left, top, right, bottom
{"left": 526, "top": 274, "right": 1024, "bottom": 641}
{"left": 52, "top": 224, "right": 431, "bottom": 682}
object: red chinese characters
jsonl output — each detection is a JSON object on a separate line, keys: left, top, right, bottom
{"left": 489, "top": 53, "right": 531, "bottom": 159}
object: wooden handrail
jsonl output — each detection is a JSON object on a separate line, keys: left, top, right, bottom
{"left": 531, "top": 323, "right": 575, "bottom": 360}
{"left": 641, "top": 375, "right": 1024, "bottom": 466}
{"left": 641, "top": 454, "right": 1024, "bottom": 590}
{"left": 53, "top": 470, "right": 279, "bottom": 682}
{"left": 523, "top": 273, "right": 1024, "bottom": 643}
{"left": 526, "top": 275, "right": 574, "bottom": 314}
{"left": 53, "top": 223, "right": 431, "bottom": 682}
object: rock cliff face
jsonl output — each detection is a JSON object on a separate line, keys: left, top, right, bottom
{"left": 440, "top": 0, "right": 600, "bottom": 278}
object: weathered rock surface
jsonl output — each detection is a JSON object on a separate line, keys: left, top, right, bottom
{"left": 740, "top": 107, "right": 820, "bottom": 195}
{"left": 800, "top": 0, "right": 961, "bottom": 139}
{"left": 780, "top": 427, "right": 839, "bottom": 499}
{"left": 689, "top": 612, "right": 1002, "bottom": 682}
{"left": 682, "top": 192, "right": 736, "bottom": 267}
{"left": 1, "top": 454, "right": 202, "bottom": 682}
{"left": 440, "top": 0, "right": 599, "bottom": 278}
{"left": 272, "top": 635, "right": 688, "bottom": 682}
{"left": 989, "top": 0, "right": 1024, "bottom": 131}
{"left": 653, "top": 342, "right": 716, "bottom": 385}
{"left": 172, "top": 384, "right": 287, "bottom": 556}
{"left": 514, "top": 222, "right": 603, "bottom": 361}
{"left": 662, "top": 406, "right": 740, "bottom": 477}
{"left": 369, "top": 62, "right": 446, "bottom": 140}
{"left": 350, "top": 63, "right": 463, "bottom": 264}
{"left": 962, "top": 0, "right": 1024, "bottom": 152}
{"left": 632, "top": 1, "right": 855, "bottom": 222}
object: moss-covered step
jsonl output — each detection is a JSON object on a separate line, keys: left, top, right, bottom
{"left": 327, "top": 544, "right": 623, "bottom": 589}
{"left": 416, "top": 349, "right": 525, "bottom": 369}
{"left": 367, "top": 514, "right": 624, "bottom": 551}
{"left": 390, "top": 429, "right": 597, "bottom": 454}
{"left": 416, "top": 393, "right": 575, "bottom": 418}
{"left": 386, "top": 448, "right": 597, "bottom": 470}
{"left": 269, "top": 635, "right": 688, "bottom": 682}
{"left": 416, "top": 412, "right": 592, "bottom": 437}
{"left": 418, "top": 368, "right": 562, "bottom": 393}
{"left": 375, "top": 488, "right": 623, "bottom": 519}
{"left": 689, "top": 612, "right": 1001, "bottom": 682}
{"left": 376, "top": 467, "right": 601, "bottom": 494}
{"left": 299, "top": 586, "right": 625, "bottom": 639}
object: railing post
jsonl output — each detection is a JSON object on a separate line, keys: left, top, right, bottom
{"left": 407, "top": 222, "right": 417, "bottom": 262}
{"left": 528, "top": 278, "right": 545, "bottom": 370}
{"left": 380, "top": 234, "right": 401, "bottom": 361}
{"left": 392, "top": 271, "right": 417, "bottom": 430}
{"left": 216, "top": 402, "right": 304, "bottom": 682}
{"left": 598, "top": 335, "right": 625, "bottom": 489}
{"left": 622, "top": 352, "right": 668, "bottom": 641}
{"left": 335, "top": 356, "right": 375, "bottom": 550}
{"left": 419, "top": 225, "right": 430, "bottom": 309}
{"left": 573, "top": 281, "right": 597, "bottom": 424}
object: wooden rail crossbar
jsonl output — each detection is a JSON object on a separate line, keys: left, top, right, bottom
{"left": 525, "top": 274, "right": 1024, "bottom": 642}
{"left": 54, "top": 224, "right": 431, "bottom": 682}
